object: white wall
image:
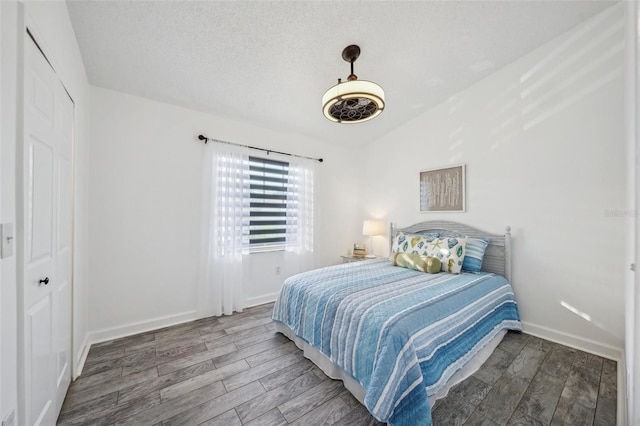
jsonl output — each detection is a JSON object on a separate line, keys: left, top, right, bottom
{"left": 87, "top": 86, "right": 360, "bottom": 340}
{"left": 0, "top": 2, "right": 4, "bottom": 422}
{"left": 360, "top": 4, "right": 626, "bottom": 358}
{"left": 0, "top": 0, "right": 90, "bottom": 422}
{"left": 625, "top": 0, "right": 640, "bottom": 423}
{"left": 1, "top": 3, "right": 18, "bottom": 422}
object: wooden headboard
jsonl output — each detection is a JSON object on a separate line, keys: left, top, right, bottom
{"left": 390, "top": 220, "right": 512, "bottom": 282}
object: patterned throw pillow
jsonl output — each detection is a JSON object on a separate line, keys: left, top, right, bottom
{"left": 390, "top": 232, "right": 440, "bottom": 258}
{"left": 462, "top": 237, "right": 490, "bottom": 272}
{"left": 425, "top": 237, "right": 468, "bottom": 274}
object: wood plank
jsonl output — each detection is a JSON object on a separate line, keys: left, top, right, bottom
{"left": 84, "top": 347, "right": 126, "bottom": 365}
{"left": 573, "top": 351, "right": 604, "bottom": 373}
{"left": 118, "top": 359, "right": 216, "bottom": 404}
{"left": 235, "top": 371, "right": 324, "bottom": 423}
{"left": 278, "top": 379, "right": 344, "bottom": 422}
{"left": 538, "top": 345, "right": 576, "bottom": 380}
{"left": 506, "top": 346, "right": 546, "bottom": 381}
{"left": 258, "top": 358, "right": 318, "bottom": 391}
{"left": 463, "top": 410, "right": 501, "bottom": 426}
{"left": 216, "top": 311, "right": 270, "bottom": 325}
{"left": 431, "top": 394, "right": 477, "bottom": 426}
{"left": 155, "top": 343, "right": 236, "bottom": 376}
{"left": 59, "top": 392, "right": 118, "bottom": 419}
{"left": 524, "top": 335, "right": 559, "bottom": 353}
{"left": 81, "top": 348, "right": 156, "bottom": 378}
{"left": 202, "top": 325, "right": 271, "bottom": 349}
{"left": 288, "top": 394, "right": 351, "bottom": 426}
{"left": 196, "top": 409, "right": 242, "bottom": 426}
{"left": 513, "top": 371, "right": 564, "bottom": 424}
{"left": 91, "top": 332, "right": 155, "bottom": 352}
{"left": 233, "top": 329, "right": 284, "bottom": 349}
{"left": 473, "top": 347, "right": 516, "bottom": 385}
{"left": 159, "top": 359, "right": 249, "bottom": 400}
{"left": 474, "top": 373, "right": 529, "bottom": 425}
{"left": 124, "top": 330, "right": 202, "bottom": 355}
{"left": 561, "top": 362, "right": 601, "bottom": 409}
{"left": 155, "top": 330, "right": 227, "bottom": 353}
{"left": 210, "top": 335, "right": 288, "bottom": 368}
{"left": 58, "top": 391, "right": 161, "bottom": 426}
{"left": 161, "top": 381, "right": 265, "bottom": 426}
{"left": 65, "top": 368, "right": 123, "bottom": 395}
{"left": 506, "top": 409, "right": 546, "bottom": 426}
{"left": 64, "top": 367, "right": 158, "bottom": 407}
{"left": 551, "top": 396, "right": 595, "bottom": 425}
{"left": 223, "top": 317, "right": 274, "bottom": 334}
{"left": 497, "top": 332, "right": 530, "bottom": 355}
{"left": 241, "top": 408, "right": 288, "bottom": 426}
{"left": 245, "top": 341, "right": 299, "bottom": 367}
{"left": 121, "top": 349, "right": 158, "bottom": 376}
{"left": 446, "top": 376, "right": 491, "bottom": 406}
{"left": 153, "top": 321, "right": 206, "bottom": 341}
{"left": 155, "top": 341, "right": 207, "bottom": 364}
{"left": 222, "top": 351, "right": 303, "bottom": 392}
{"left": 113, "top": 381, "right": 226, "bottom": 426}
{"left": 332, "top": 406, "right": 384, "bottom": 426}
{"left": 196, "top": 321, "right": 228, "bottom": 336}
{"left": 599, "top": 359, "right": 617, "bottom": 400}
{"left": 594, "top": 397, "right": 616, "bottom": 426}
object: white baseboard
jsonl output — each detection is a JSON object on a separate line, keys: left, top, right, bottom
{"left": 87, "top": 310, "right": 198, "bottom": 347}
{"left": 73, "top": 334, "right": 90, "bottom": 380}
{"left": 521, "top": 321, "right": 623, "bottom": 361}
{"left": 245, "top": 292, "right": 279, "bottom": 308}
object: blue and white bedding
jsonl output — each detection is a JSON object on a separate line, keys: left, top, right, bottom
{"left": 272, "top": 258, "right": 521, "bottom": 426}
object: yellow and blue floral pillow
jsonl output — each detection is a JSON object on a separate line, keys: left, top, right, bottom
{"left": 425, "top": 237, "right": 468, "bottom": 274}
{"left": 390, "top": 232, "right": 439, "bottom": 258}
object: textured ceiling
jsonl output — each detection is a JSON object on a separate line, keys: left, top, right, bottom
{"left": 66, "top": 1, "right": 616, "bottom": 147}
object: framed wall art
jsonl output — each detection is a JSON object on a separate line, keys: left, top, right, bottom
{"left": 419, "top": 164, "right": 466, "bottom": 212}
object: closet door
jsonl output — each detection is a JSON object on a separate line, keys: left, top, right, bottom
{"left": 19, "top": 29, "right": 73, "bottom": 426}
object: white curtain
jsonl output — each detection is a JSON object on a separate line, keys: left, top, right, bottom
{"left": 285, "top": 157, "right": 315, "bottom": 271}
{"left": 198, "top": 143, "right": 249, "bottom": 317}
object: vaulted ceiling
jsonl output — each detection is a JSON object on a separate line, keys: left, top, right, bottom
{"left": 67, "top": 1, "right": 616, "bottom": 147}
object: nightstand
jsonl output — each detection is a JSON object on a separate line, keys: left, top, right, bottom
{"left": 341, "top": 255, "right": 366, "bottom": 263}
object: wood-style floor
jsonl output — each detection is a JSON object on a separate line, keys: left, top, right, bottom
{"left": 58, "top": 302, "right": 617, "bottom": 426}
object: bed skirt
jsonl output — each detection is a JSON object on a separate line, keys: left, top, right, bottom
{"left": 274, "top": 321, "right": 506, "bottom": 411}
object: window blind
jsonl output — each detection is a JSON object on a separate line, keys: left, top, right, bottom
{"left": 247, "top": 156, "right": 290, "bottom": 247}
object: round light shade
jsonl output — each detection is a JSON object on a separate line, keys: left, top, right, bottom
{"left": 322, "top": 79, "right": 385, "bottom": 123}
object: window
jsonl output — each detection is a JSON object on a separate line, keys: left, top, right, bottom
{"left": 213, "top": 149, "right": 313, "bottom": 255}
{"left": 247, "top": 156, "right": 290, "bottom": 250}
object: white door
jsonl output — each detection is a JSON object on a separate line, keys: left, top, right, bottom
{"left": 19, "top": 30, "right": 73, "bottom": 426}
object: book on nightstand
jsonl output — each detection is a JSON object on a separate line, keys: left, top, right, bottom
{"left": 353, "top": 244, "right": 366, "bottom": 259}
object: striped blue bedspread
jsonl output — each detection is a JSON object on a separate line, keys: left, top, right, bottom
{"left": 272, "top": 259, "right": 521, "bottom": 426}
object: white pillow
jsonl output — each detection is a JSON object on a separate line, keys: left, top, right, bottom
{"left": 425, "top": 237, "right": 468, "bottom": 274}
{"left": 390, "top": 232, "right": 439, "bottom": 258}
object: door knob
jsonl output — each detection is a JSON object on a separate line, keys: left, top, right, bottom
{"left": 39, "top": 277, "right": 49, "bottom": 285}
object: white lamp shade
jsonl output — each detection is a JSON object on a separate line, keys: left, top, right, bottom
{"left": 362, "top": 220, "right": 385, "bottom": 236}
{"left": 322, "top": 79, "right": 385, "bottom": 123}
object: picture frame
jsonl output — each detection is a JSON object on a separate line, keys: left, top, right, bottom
{"left": 419, "top": 164, "right": 466, "bottom": 212}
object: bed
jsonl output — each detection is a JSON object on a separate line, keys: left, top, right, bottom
{"left": 271, "top": 221, "right": 521, "bottom": 426}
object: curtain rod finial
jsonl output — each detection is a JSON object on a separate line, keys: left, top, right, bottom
{"left": 198, "top": 134, "right": 208, "bottom": 144}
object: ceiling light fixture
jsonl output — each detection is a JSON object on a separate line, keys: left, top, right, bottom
{"left": 322, "top": 45, "right": 385, "bottom": 124}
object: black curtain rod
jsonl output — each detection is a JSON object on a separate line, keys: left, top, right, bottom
{"left": 198, "top": 134, "right": 323, "bottom": 163}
